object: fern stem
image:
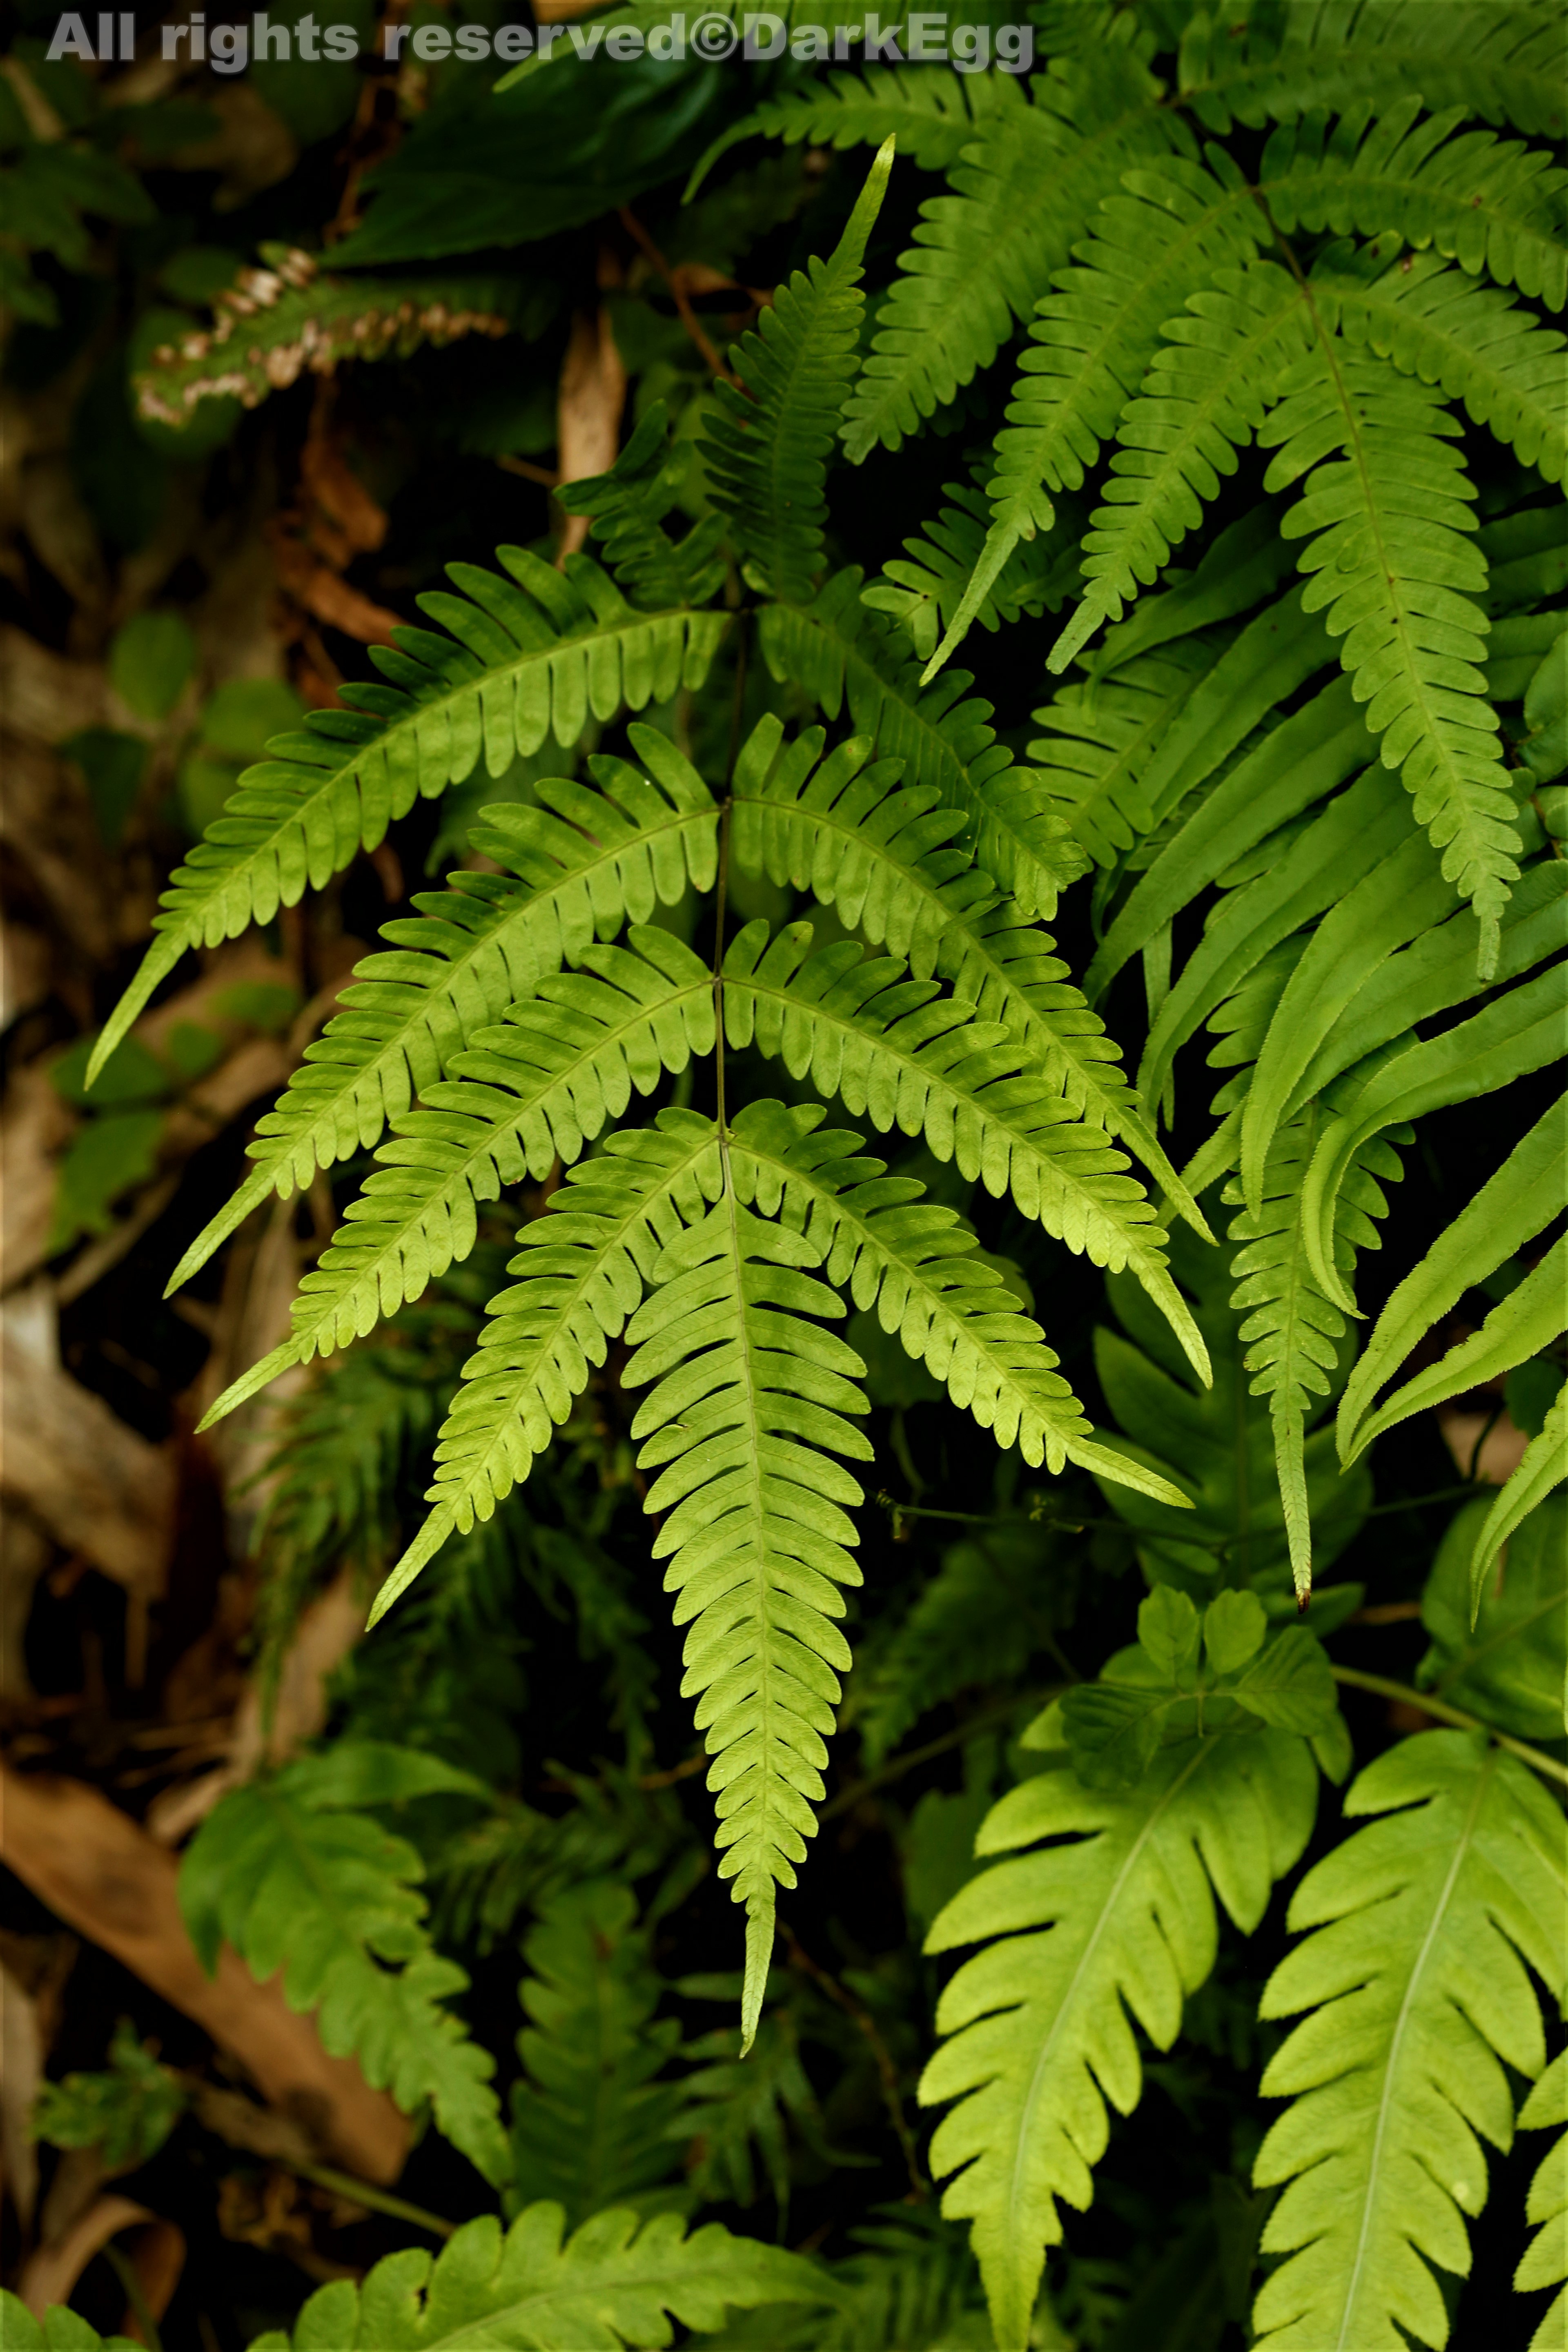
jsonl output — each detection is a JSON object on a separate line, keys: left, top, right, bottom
{"left": 782, "top": 1925, "right": 928, "bottom": 2198}
{"left": 285, "top": 2159, "right": 457, "bottom": 2238}
{"left": 1330, "top": 1665, "right": 1568, "bottom": 1787}
{"left": 102, "top": 2240, "right": 163, "bottom": 2352}
{"left": 822, "top": 1688, "right": 1061, "bottom": 1822}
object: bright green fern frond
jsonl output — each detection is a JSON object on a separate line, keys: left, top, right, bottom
{"left": 722, "top": 920, "right": 1210, "bottom": 1385}
{"left": 557, "top": 402, "right": 726, "bottom": 609}
{"left": 200, "top": 931, "right": 714, "bottom": 1428}
{"left": 1517, "top": 2052, "right": 1568, "bottom": 2351}
{"left": 759, "top": 570, "right": 1089, "bottom": 918}
{"left": 1315, "top": 245, "right": 1568, "bottom": 486}
{"left": 376, "top": 1113, "right": 724, "bottom": 1622}
{"left": 704, "top": 139, "right": 892, "bottom": 602}
{"left": 1257, "top": 331, "right": 1521, "bottom": 970}
{"left": 619, "top": 1169, "right": 875, "bottom": 2048}
{"left": 179, "top": 1743, "right": 510, "bottom": 2184}
{"left": 862, "top": 477, "right": 1082, "bottom": 667}
{"left": 1339, "top": 1091, "right": 1568, "bottom": 1464}
{"left": 731, "top": 715, "right": 1195, "bottom": 1219}
{"left": 88, "top": 553, "right": 725, "bottom": 1085}
{"left": 1261, "top": 98, "right": 1568, "bottom": 308}
{"left": 1224, "top": 1110, "right": 1402, "bottom": 1603}
{"left": 166, "top": 728, "right": 718, "bottom": 1292}
{"left": 922, "top": 1709, "right": 1320, "bottom": 2351}
{"left": 685, "top": 64, "right": 1010, "bottom": 198}
{"left": 245, "top": 2201, "right": 829, "bottom": 2351}
{"left": 841, "top": 48, "right": 1180, "bottom": 461}
{"left": 1179, "top": 0, "right": 1566, "bottom": 142}
{"left": 1047, "top": 259, "right": 1315, "bottom": 673}
{"left": 1252, "top": 1731, "right": 1568, "bottom": 2352}
{"left": 726, "top": 1096, "right": 1191, "bottom": 1501}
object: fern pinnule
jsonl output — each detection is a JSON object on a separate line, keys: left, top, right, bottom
{"left": 88, "top": 554, "right": 725, "bottom": 1087}
{"left": 732, "top": 715, "right": 1199, "bottom": 1223}
{"left": 1516, "top": 2052, "right": 1567, "bottom": 2352}
{"left": 684, "top": 63, "right": 1009, "bottom": 198}
{"left": 1261, "top": 98, "right": 1568, "bottom": 310}
{"left": 1253, "top": 1732, "right": 1568, "bottom": 2352}
{"left": 922, "top": 1713, "right": 1319, "bottom": 2351}
{"left": 862, "top": 477, "right": 1081, "bottom": 668}
{"left": 372, "top": 1113, "right": 725, "bottom": 1625}
{"left": 727, "top": 1098, "right": 1190, "bottom": 1503}
{"left": 200, "top": 931, "right": 714, "bottom": 1430}
{"left": 703, "top": 138, "right": 892, "bottom": 604}
{"left": 722, "top": 920, "right": 1211, "bottom": 1388}
{"left": 165, "top": 731, "right": 719, "bottom": 1293}
{"left": 621, "top": 1173, "right": 874, "bottom": 2049}
{"left": 557, "top": 402, "right": 725, "bottom": 610}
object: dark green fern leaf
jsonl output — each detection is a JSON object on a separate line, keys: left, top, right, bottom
{"left": 557, "top": 402, "right": 725, "bottom": 609}
{"left": 862, "top": 477, "right": 1082, "bottom": 667}
{"left": 685, "top": 63, "right": 1011, "bottom": 198}
{"left": 703, "top": 138, "right": 892, "bottom": 601}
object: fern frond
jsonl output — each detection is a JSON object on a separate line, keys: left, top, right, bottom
{"left": 132, "top": 247, "right": 523, "bottom": 429}
{"left": 199, "top": 931, "right": 715, "bottom": 1427}
{"left": 508, "top": 1881, "right": 688, "bottom": 2226}
{"left": 246, "top": 2201, "right": 829, "bottom": 2351}
{"left": 1258, "top": 332, "right": 1521, "bottom": 969}
{"left": 1253, "top": 1731, "right": 1568, "bottom": 2352}
{"left": 1030, "top": 629, "right": 1241, "bottom": 864}
{"left": 1224, "top": 1111, "right": 1402, "bottom": 1603}
{"left": 1315, "top": 245, "right": 1568, "bottom": 487}
{"left": 619, "top": 1171, "right": 875, "bottom": 2047}
{"left": 166, "top": 728, "right": 718, "bottom": 1290}
{"left": 704, "top": 139, "right": 892, "bottom": 603}
{"left": 685, "top": 64, "right": 1010, "bottom": 198}
{"left": 946, "top": 156, "right": 1267, "bottom": 682}
{"left": 1343, "top": 1236, "right": 1566, "bottom": 1462}
{"left": 558, "top": 403, "right": 725, "bottom": 609}
{"left": 1470, "top": 1385, "right": 1568, "bottom": 1613}
{"left": 841, "top": 49, "right": 1180, "bottom": 461}
{"left": 922, "top": 1710, "right": 1320, "bottom": 2351}
{"left": 1261, "top": 98, "right": 1568, "bottom": 308}
{"left": 1047, "top": 259, "right": 1315, "bottom": 673}
{"left": 731, "top": 715, "right": 1197, "bottom": 1220}
{"left": 1179, "top": 0, "right": 1567, "bottom": 141}
{"left": 726, "top": 1096, "right": 1192, "bottom": 1500}
{"left": 1516, "top": 2050, "right": 1568, "bottom": 2351}
{"left": 1300, "top": 962, "right": 1568, "bottom": 1314}
{"left": 180, "top": 1743, "right": 510, "bottom": 2184}
{"left": 862, "top": 477, "right": 1082, "bottom": 667}
{"left": 759, "top": 571, "right": 1089, "bottom": 918}
{"left": 375, "top": 1113, "right": 724, "bottom": 1622}
{"left": 722, "top": 922, "right": 1211, "bottom": 1384}
{"left": 89, "top": 558, "right": 725, "bottom": 1084}
{"left": 1339, "top": 1090, "right": 1568, "bottom": 1463}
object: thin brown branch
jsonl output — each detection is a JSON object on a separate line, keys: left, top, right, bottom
{"left": 783, "top": 1927, "right": 927, "bottom": 2200}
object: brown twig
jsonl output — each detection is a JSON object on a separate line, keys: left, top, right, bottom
{"left": 617, "top": 208, "right": 735, "bottom": 381}
{"left": 821, "top": 1689, "right": 1059, "bottom": 1823}
{"left": 782, "top": 1927, "right": 927, "bottom": 2200}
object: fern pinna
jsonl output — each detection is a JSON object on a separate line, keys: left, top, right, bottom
{"left": 89, "top": 16, "right": 1568, "bottom": 2350}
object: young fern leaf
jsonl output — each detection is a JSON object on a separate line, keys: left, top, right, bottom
{"left": 1316, "top": 245, "right": 1568, "bottom": 487}
{"left": 1047, "top": 259, "right": 1315, "bottom": 674}
{"left": 87, "top": 555, "right": 725, "bottom": 1085}
{"left": 759, "top": 571, "right": 1089, "bottom": 918}
{"left": 1253, "top": 1732, "right": 1568, "bottom": 2352}
{"left": 726, "top": 1096, "right": 1190, "bottom": 1502}
{"left": 1224, "top": 1111, "right": 1402, "bottom": 1604}
{"left": 731, "top": 715, "right": 1203, "bottom": 1227}
{"left": 1517, "top": 2052, "right": 1568, "bottom": 2351}
{"left": 200, "top": 931, "right": 714, "bottom": 1428}
{"left": 245, "top": 2203, "right": 829, "bottom": 2352}
{"left": 684, "top": 64, "right": 1009, "bottom": 198}
{"left": 374, "top": 1114, "right": 724, "bottom": 1624}
{"left": 703, "top": 138, "right": 892, "bottom": 602}
{"left": 166, "top": 730, "right": 718, "bottom": 1292}
{"left": 1338, "top": 1091, "right": 1568, "bottom": 1463}
{"left": 1261, "top": 98, "right": 1568, "bottom": 310}
{"left": 619, "top": 1178, "right": 875, "bottom": 2050}
{"left": 863, "top": 477, "right": 1082, "bottom": 668}
{"left": 1257, "top": 334, "right": 1521, "bottom": 975}
{"left": 721, "top": 920, "right": 1211, "bottom": 1386}
{"left": 179, "top": 1746, "right": 510, "bottom": 2185}
{"left": 1469, "top": 1385, "right": 1568, "bottom": 1616}
{"left": 557, "top": 403, "right": 725, "bottom": 609}
{"left": 841, "top": 48, "right": 1180, "bottom": 462}
{"left": 926, "top": 156, "right": 1266, "bottom": 681}
{"left": 921, "top": 1709, "right": 1319, "bottom": 2352}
